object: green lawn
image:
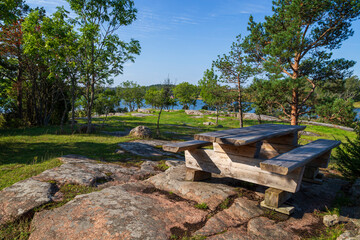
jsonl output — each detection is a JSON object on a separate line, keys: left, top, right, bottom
{"left": 0, "top": 110, "right": 356, "bottom": 190}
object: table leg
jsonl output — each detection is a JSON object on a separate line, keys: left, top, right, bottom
{"left": 185, "top": 168, "right": 212, "bottom": 181}
{"left": 260, "top": 188, "right": 295, "bottom": 215}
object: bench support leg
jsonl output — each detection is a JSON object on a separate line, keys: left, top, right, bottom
{"left": 260, "top": 188, "right": 295, "bottom": 215}
{"left": 185, "top": 168, "right": 211, "bottom": 181}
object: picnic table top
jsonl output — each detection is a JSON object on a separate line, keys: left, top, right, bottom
{"left": 194, "top": 124, "right": 306, "bottom": 146}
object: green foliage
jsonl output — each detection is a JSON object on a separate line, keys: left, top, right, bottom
{"left": 306, "top": 224, "right": 344, "bottom": 240}
{"left": 344, "top": 76, "right": 360, "bottom": 101}
{"left": 219, "top": 198, "right": 231, "bottom": 210}
{"left": 0, "top": 215, "right": 32, "bottom": 240}
{"left": 333, "top": 123, "right": 360, "bottom": 181}
{"left": 155, "top": 160, "right": 170, "bottom": 172}
{"left": 198, "top": 69, "right": 232, "bottom": 124}
{"left": 315, "top": 98, "right": 355, "bottom": 127}
{"left": 244, "top": 0, "right": 360, "bottom": 125}
{"left": 116, "top": 81, "right": 145, "bottom": 112}
{"left": 194, "top": 203, "right": 208, "bottom": 210}
{"left": 173, "top": 82, "right": 199, "bottom": 109}
{"left": 213, "top": 34, "right": 258, "bottom": 127}
{"left": 93, "top": 88, "right": 119, "bottom": 116}
{"left": 144, "top": 81, "right": 174, "bottom": 135}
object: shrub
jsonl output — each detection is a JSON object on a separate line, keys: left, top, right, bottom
{"left": 334, "top": 122, "right": 360, "bottom": 181}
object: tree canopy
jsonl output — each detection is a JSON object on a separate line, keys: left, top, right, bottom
{"left": 244, "top": 0, "right": 360, "bottom": 125}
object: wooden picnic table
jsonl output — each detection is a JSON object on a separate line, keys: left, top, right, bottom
{"left": 163, "top": 124, "right": 340, "bottom": 214}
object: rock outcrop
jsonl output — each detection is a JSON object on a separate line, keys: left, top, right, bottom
{"left": 0, "top": 179, "right": 54, "bottom": 224}
{"left": 129, "top": 125, "right": 152, "bottom": 138}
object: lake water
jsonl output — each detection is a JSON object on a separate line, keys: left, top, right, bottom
{"left": 121, "top": 99, "right": 360, "bottom": 119}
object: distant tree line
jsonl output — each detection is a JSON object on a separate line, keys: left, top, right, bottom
{"left": 1, "top": 0, "right": 360, "bottom": 132}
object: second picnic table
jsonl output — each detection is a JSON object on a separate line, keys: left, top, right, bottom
{"left": 163, "top": 124, "right": 340, "bottom": 214}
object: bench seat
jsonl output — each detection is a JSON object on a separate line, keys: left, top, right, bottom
{"left": 260, "top": 139, "right": 341, "bottom": 175}
{"left": 163, "top": 140, "right": 212, "bottom": 153}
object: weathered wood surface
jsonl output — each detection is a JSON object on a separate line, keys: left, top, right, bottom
{"left": 215, "top": 125, "right": 305, "bottom": 146}
{"left": 195, "top": 124, "right": 303, "bottom": 143}
{"left": 260, "top": 139, "right": 341, "bottom": 175}
{"left": 259, "top": 142, "right": 297, "bottom": 159}
{"left": 264, "top": 188, "right": 292, "bottom": 208}
{"left": 163, "top": 140, "right": 211, "bottom": 153}
{"left": 213, "top": 142, "right": 262, "bottom": 158}
{"left": 185, "top": 149, "right": 304, "bottom": 193}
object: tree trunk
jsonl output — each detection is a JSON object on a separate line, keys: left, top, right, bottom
{"left": 60, "top": 90, "right": 68, "bottom": 134}
{"left": 237, "top": 79, "right": 243, "bottom": 128}
{"left": 290, "top": 88, "right": 299, "bottom": 125}
{"left": 156, "top": 107, "right": 163, "bottom": 136}
{"left": 16, "top": 68, "right": 23, "bottom": 119}
{"left": 71, "top": 76, "right": 76, "bottom": 133}
{"left": 216, "top": 107, "right": 219, "bottom": 125}
{"left": 86, "top": 41, "right": 95, "bottom": 134}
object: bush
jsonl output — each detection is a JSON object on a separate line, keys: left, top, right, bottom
{"left": 334, "top": 122, "right": 360, "bottom": 181}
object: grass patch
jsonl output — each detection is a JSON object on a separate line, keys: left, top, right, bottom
{"left": 0, "top": 215, "right": 33, "bottom": 240}
{"left": 0, "top": 110, "right": 357, "bottom": 190}
{"left": 155, "top": 160, "right": 170, "bottom": 171}
{"left": 306, "top": 224, "right": 345, "bottom": 240}
{"left": 194, "top": 203, "right": 208, "bottom": 210}
{"left": 35, "top": 184, "right": 98, "bottom": 212}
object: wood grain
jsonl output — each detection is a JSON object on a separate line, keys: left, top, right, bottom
{"left": 260, "top": 139, "right": 341, "bottom": 175}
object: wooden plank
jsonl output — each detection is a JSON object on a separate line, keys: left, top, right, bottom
{"left": 260, "top": 201, "right": 295, "bottom": 215}
{"left": 264, "top": 133, "right": 298, "bottom": 146}
{"left": 163, "top": 140, "right": 212, "bottom": 153}
{"left": 213, "top": 142, "right": 262, "bottom": 158}
{"left": 185, "top": 149, "right": 304, "bottom": 193}
{"left": 194, "top": 124, "right": 305, "bottom": 143}
{"left": 260, "top": 139, "right": 341, "bottom": 175}
{"left": 307, "top": 151, "right": 331, "bottom": 168}
{"left": 216, "top": 125, "right": 305, "bottom": 146}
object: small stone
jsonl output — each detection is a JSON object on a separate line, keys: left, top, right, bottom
{"left": 323, "top": 214, "right": 339, "bottom": 227}
{"left": 115, "top": 149, "right": 125, "bottom": 154}
{"left": 216, "top": 125, "right": 224, "bottom": 128}
{"left": 129, "top": 125, "right": 152, "bottom": 138}
{"left": 203, "top": 122, "right": 216, "bottom": 126}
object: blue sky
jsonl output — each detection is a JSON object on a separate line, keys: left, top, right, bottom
{"left": 26, "top": 0, "right": 360, "bottom": 86}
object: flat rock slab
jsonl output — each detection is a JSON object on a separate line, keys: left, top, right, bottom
{"left": 118, "top": 141, "right": 179, "bottom": 158}
{"left": 0, "top": 178, "right": 53, "bottom": 224}
{"left": 29, "top": 182, "right": 208, "bottom": 240}
{"left": 247, "top": 217, "right": 297, "bottom": 239}
{"left": 33, "top": 155, "right": 161, "bottom": 186}
{"left": 147, "top": 165, "right": 237, "bottom": 210}
{"left": 195, "top": 198, "right": 264, "bottom": 236}
{"left": 131, "top": 113, "right": 155, "bottom": 117}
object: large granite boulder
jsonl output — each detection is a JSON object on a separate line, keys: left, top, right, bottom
{"left": 29, "top": 182, "right": 208, "bottom": 240}
{"left": 0, "top": 178, "right": 54, "bottom": 225}
{"left": 129, "top": 125, "right": 152, "bottom": 138}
